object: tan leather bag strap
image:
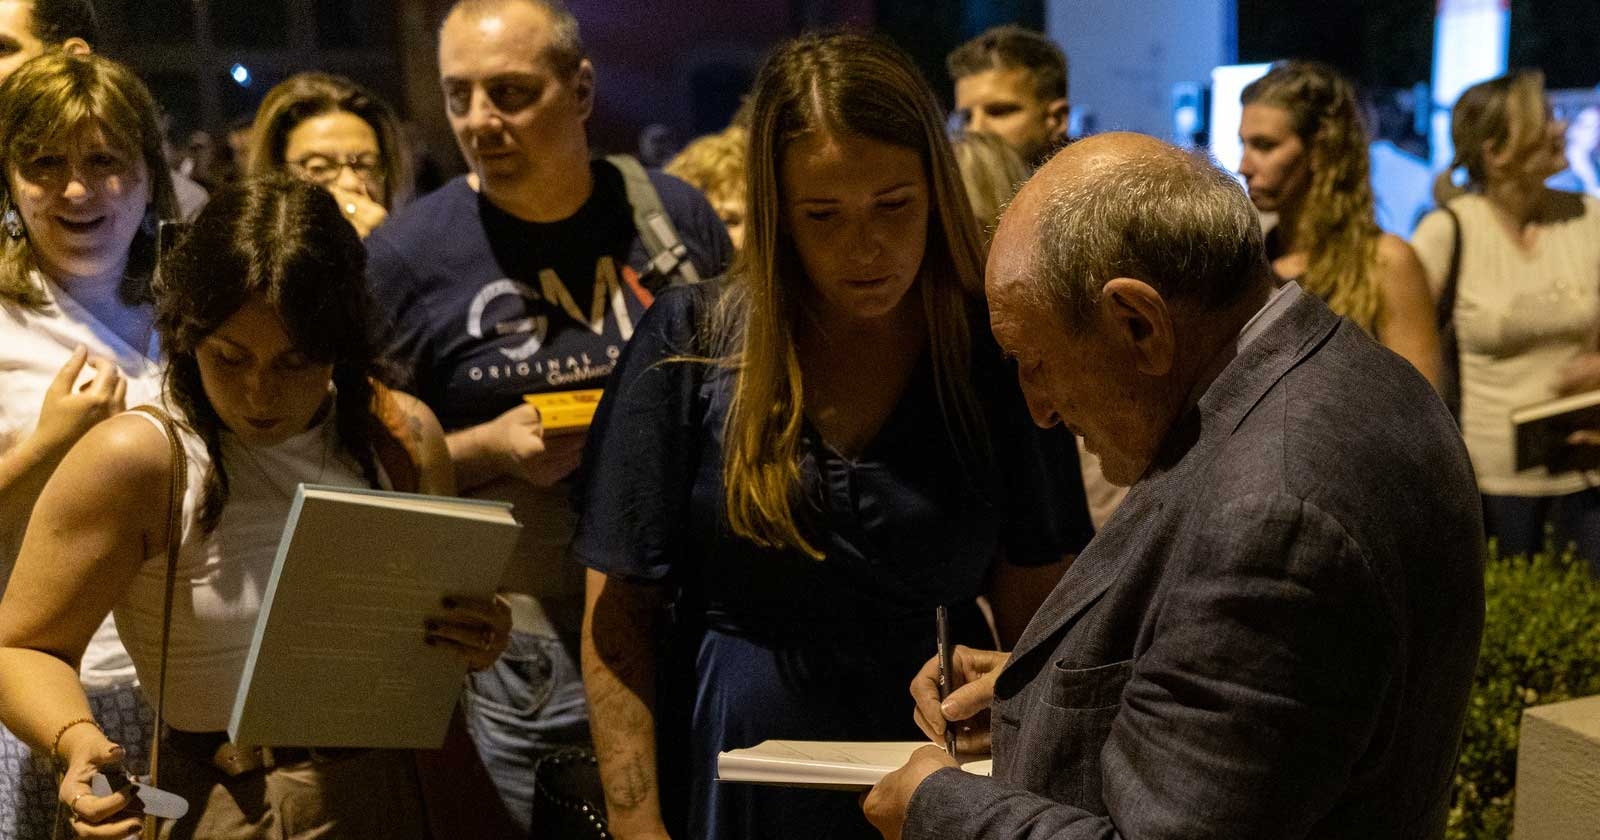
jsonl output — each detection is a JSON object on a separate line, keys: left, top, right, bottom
{"left": 126, "top": 406, "right": 187, "bottom": 796}
{"left": 369, "top": 382, "right": 421, "bottom": 494}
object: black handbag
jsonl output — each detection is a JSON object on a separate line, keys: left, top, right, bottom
{"left": 530, "top": 748, "right": 611, "bottom": 839}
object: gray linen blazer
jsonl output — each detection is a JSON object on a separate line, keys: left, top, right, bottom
{"left": 905, "top": 291, "right": 1484, "bottom": 839}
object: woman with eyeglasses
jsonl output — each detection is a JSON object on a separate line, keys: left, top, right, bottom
{"left": 247, "top": 72, "right": 411, "bottom": 239}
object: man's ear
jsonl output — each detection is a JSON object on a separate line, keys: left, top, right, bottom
{"left": 1098, "top": 277, "right": 1174, "bottom": 377}
{"left": 572, "top": 59, "right": 596, "bottom": 121}
{"left": 61, "top": 38, "right": 92, "bottom": 56}
{"left": 1045, "top": 98, "right": 1070, "bottom": 145}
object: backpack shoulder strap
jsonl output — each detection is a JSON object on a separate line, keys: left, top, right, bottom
{"left": 605, "top": 154, "right": 700, "bottom": 289}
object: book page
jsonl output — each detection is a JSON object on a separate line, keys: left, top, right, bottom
{"left": 718, "top": 740, "right": 993, "bottom": 790}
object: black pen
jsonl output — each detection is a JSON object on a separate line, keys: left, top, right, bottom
{"left": 936, "top": 604, "right": 957, "bottom": 758}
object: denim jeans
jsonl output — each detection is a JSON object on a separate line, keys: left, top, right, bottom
{"left": 463, "top": 628, "right": 591, "bottom": 835}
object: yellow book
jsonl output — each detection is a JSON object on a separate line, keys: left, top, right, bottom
{"left": 523, "top": 389, "right": 604, "bottom": 432}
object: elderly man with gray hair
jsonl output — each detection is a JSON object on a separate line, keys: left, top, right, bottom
{"left": 863, "top": 133, "right": 1484, "bottom": 839}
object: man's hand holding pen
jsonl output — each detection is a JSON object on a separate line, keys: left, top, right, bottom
{"left": 863, "top": 645, "right": 1009, "bottom": 838}
{"left": 911, "top": 645, "right": 1007, "bottom": 754}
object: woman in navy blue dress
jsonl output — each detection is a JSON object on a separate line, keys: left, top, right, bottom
{"left": 574, "top": 33, "right": 1093, "bottom": 840}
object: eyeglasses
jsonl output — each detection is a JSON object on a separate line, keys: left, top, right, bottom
{"left": 288, "top": 153, "right": 385, "bottom": 186}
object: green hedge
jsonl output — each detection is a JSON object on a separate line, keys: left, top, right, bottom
{"left": 1446, "top": 542, "right": 1600, "bottom": 840}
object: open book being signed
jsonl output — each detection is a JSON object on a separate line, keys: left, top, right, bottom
{"left": 717, "top": 740, "right": 994, "bottom": 791}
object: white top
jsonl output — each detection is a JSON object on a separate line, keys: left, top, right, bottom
{"left": 114, "top": 405, "right": 388, "bottom": 732}
{"left": 1412, "top": 193, "right": 1600, "bottom": 496}
{"left": 0, "top": 271, "right": 161, "bottom": 690}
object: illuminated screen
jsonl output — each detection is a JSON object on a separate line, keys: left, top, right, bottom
{"left": 1208, "top": 63, "right": 1273, "bottom": 179}
{"left": 1431, "top": 0, "right": 1510, "bottom": 168}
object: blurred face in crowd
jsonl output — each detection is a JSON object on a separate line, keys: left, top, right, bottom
{"left": 1488, "top": 101, "right": 1567, "bottom": 185}
{"left": 284, "top": 109, "right": 385, "bottom": 204}
{"left": 195, "top": 295, "right": 335, "bottom": 447}
{"left": 1238, "top": 103, "right": 1311, "bottom": 214}
{"left": 0, "top": 1, "right": 43, "bottom": 81}
{"left": 782, "top": 130, "right": 928, "bottom": 325}
{"left": 8, "top": 123, "right": 151, "bottom": 285}
{"left": 954, "top": 66, "right": 1066, "bottom": 165}
{"left": 438, "top": 0, "right": 593, "bottom": 199}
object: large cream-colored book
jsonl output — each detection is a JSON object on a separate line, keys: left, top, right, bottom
{"left": 227, "top": 484, "right": 520, "bottom": 750}
{"left": 717, "top": 741, "right": 994, "bottom": 790}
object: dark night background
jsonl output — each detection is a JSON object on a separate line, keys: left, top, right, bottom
{"left": 1235, "top": 0, "right": 1600, "bottom": 90}
{"left": 95, "top": 0, "right": 1600, "bottom": 175}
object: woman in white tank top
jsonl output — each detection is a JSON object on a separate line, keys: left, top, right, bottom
{"left": 1413, "top": 71, "right": 1600, "bottom": 570}
{"left": 0, "top": 51, "right": 179, "bottom": 838}
{"left": 0, "top": 176, "right": 511, "bottom": 838}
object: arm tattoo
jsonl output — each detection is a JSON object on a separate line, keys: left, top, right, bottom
{"left": 607, "top": 755, "right": 655, "bottom": 811}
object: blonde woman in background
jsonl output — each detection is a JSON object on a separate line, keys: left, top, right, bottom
{"left": 247, "top": 72, "right": 412, "bottom": 238}
{"left": 949, "top": 129, "right": 1028, "bottom": 249}
{"left": 1240, "top": 60, "right": 1442, "bottom": 388}
{"left": 1413, "top": 70, "right": 1600, "bottom": 569}
{"left": 665, "top": 125, "right": 748, "bottom": 249}
{"left": 948, "top": 129, "right": 1125, "bottom": 528}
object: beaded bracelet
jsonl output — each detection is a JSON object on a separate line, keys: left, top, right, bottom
{"left": 50, "top": 717, "right": 101, "bottom": 762}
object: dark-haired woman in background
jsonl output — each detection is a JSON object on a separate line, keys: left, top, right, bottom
{"left": 248, "top": 72, "right": 411, "bottom": 238}
{"left": 1240, "top": 60, "right": 1442, "bottom": 388}
{"left": 578, "top": 33, "right": 1093, "bottom": 840}
{"left": 0, "top": 176, "right": 507, "bottom": 838}
{"left": 1413, "top": 71, "right": 1600, "bottom": 569}
{"left": 0, "top": 50, "right": 175, "bottom": 839}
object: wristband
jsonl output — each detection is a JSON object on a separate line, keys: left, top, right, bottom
{"left": 50, "top": 717, "right": 101, "bottom": 762}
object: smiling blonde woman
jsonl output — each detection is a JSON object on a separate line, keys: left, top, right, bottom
{"left": 0, "top": 50, "right": 176, "bottom": 838}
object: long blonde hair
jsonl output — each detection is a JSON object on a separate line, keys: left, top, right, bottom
{"left": 665, "top": 126, "right": 747, "bottom": 211}
{"left": 715, "top": 32, "right": 987, "bottom": 559}
{"left": 951, "top": 130, "right": 1030, "bottom": 250}
{"left": 1242, "top": 60, "right": 1381, "bottom": 331}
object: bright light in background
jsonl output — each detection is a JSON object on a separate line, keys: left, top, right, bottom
{"left": 1172, "top": 82, "right": 1204, "bottom": 145}
{"left": 230, "top": 63, "right": 251, "bottom": 87}
{"left": 1431, "top": 0, "right": 1510, "bottom": 169}
{"left": 1207, "top": 62, "right": 1272, "bottom": 180}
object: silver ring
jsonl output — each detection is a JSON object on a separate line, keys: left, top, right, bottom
{"left": 69, "top": 791, "right": 90, "bottom": 819}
